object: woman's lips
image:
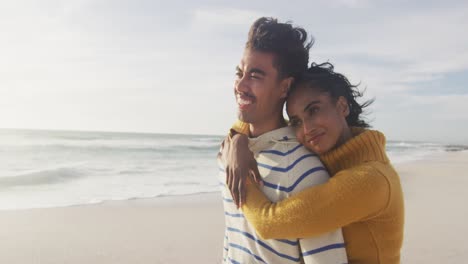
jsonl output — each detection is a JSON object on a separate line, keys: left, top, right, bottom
{"left": 307, "top": 132, "right": 325, "bottom": 145}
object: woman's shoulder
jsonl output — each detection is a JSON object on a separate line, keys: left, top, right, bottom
{"left": 336, "top": 161, "right": 395, "bottom": 189}
{"left": 341, "top": 161, "right": 402, "bottom": 197}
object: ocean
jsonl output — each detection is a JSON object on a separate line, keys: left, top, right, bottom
{"left": 0, "top": 128, "right": 466, "bottom": 210}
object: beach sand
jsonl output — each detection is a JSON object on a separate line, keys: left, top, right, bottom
{"left": 0, "top": 194, "right": 225, "bottom": 264}
{"left": 0, "top": 151, "right": 467, "bottom": 263}
{"left": 399, "top": 151, "right": 468, "bottom": 263}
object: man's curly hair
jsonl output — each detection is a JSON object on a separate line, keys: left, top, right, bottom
{"left": 246, "top": 17, "right": 314, "bottom": 80}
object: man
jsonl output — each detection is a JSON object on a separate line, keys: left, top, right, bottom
{"left": 218, "top": 17, "right": 347, "bottom": 263}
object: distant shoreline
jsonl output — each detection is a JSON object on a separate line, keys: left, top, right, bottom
{"left": 0, "top": 127, "right": 225, "bottom": 138}
{"left": 2, "top": 127, "right": 467, "bottom": 145}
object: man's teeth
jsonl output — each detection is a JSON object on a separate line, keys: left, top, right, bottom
{"left": 238, "top": 98, "right": 253, "bottom": 105}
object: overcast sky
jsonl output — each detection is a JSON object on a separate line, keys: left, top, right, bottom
{"left": 1, "top": 0, "right": 467, "bottom": 143}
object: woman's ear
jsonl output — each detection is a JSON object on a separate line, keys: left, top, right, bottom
{"left": 337, "top": 96, "right": 350, "bottom": 117}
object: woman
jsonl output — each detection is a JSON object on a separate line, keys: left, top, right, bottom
{"left": 226, "top": 62, "right": 404, "bottom": 264}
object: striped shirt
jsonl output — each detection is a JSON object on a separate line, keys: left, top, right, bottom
{"left": 218, "top": 126, "right": 348, "bottom": 264}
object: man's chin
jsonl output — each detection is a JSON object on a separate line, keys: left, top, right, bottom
{"left": 237, "top": 113, "right": 254, "bottom": 123}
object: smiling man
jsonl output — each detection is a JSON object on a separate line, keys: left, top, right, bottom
{"left": 218, "top": 17, "right": 348, "bottom": 263}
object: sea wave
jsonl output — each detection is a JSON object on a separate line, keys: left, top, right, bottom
{"left": 1, "top": 143, "right": 221, "bottom": 154}
{"left": 444, "top": 145, "right": 468, "bottom": 152}
{"left": 164, "top": 181, "right": 201, "bottom": 187}
{"left": 2, "top": 128, "right": 466, "bottom": 210}
{"left": 0, "top": 166, "right": 85, "bottom": 188}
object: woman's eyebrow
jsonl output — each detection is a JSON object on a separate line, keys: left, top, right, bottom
{"left": 303, "top": 100, "right": 320, "bottom": 112}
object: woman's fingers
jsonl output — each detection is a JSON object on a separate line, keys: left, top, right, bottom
{"left": 225, "top": 166, "right": 231, "bottom": 186}
{"left": 238, "top": 178, "right": 246, "bottom": 208}
{"left": 250, "top": 160, "right": 263, "bottom": 186}
{"left": 231, "top": 173, "right": 240, "bottom": 208}
{"left": 226, "top": 167, "right": 235, "bottom": 203}
{"left": 220, "top": 136, "right": 231, "bottom": 165}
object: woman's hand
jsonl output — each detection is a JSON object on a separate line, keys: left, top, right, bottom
{"left": 221, "top": 134, "right": 262, "bottom": 208}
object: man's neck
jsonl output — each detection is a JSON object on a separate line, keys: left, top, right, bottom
{"left": 249, "top": 117, "right": 287, "bottom": 138}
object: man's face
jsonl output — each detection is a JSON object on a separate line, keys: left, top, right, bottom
{"left": 234, "top": 49, "right": 287, "bottom": 125}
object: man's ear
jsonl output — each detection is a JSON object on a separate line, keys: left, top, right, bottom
{"left": 337, "top": 96, "right": 350, "bottom": 117}
{"left": 280, "top": 77, "right": 294, "bottom": 99}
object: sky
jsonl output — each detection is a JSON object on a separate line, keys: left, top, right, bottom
{"left": 1, "top": 0, "right": 467, "bottom": 143}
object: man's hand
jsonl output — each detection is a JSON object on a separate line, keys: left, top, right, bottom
{"left": 220, "top": 134, "right": 262, "bottom": 208}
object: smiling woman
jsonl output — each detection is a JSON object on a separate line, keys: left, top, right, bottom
{"left": 286, "top": 62, "right": 373, "bottom": 154}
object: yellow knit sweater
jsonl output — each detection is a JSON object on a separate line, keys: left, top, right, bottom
{"left": 236, "top": 125, "right": 404, "bottom": 264}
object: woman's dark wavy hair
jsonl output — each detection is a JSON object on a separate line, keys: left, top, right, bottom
{"left": 246, "top": 17, "right": 314, "bottom": 80}
{"left": 289, "top": 62, "right": 374, "bottom": 128}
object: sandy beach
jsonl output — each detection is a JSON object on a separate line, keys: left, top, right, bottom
{"left": 399, "top": 151, "right": 468, "bottom": 263}
{"left": 0, "top": 151, "right": 467, "bottom": 264}
{"left": 0, "top": 194, "right": 225, "bottom": 264}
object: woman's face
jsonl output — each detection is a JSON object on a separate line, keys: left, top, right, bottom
{"left": 286, "top": 84, "right": 351, "bottom": 155}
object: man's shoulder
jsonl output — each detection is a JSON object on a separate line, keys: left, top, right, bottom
{"left": 256, "top": 142, "right": 329, "bottom": 195}
{"left": 263, "top": 141, "right": 321, "bottom": 163}
{"left": 257, "top": 142, "right": 326, "bottom": 176}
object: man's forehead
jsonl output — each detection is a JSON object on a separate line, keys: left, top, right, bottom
{"left": 239, "top": 49, "right": 276, "bottom": 71}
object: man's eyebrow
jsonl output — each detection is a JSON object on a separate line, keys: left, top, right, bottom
{"left": 248, "top": 68, "right": 266, "bottom": 76}
{"left": 303, "top": 100, "right": 320, "bottom": 112}
{"left": 235, "top": 66, "right": 242, "bottom": 72}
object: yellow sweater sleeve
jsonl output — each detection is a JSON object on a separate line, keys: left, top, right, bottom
{"left": 230, "top": 120, "right": 250, "bottom": 136}
{"left": 241, "top": 163, "right": 391, "bottom": 239}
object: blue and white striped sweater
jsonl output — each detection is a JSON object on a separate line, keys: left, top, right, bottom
{"left": 218, "top": 126, "right": 347, "bottom": 264}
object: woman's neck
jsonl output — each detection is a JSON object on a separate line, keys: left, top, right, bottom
{"left": 333, "top": 125, "right": 352, "bottom": 150}
{"left": 319, "top": 128, "right": 389, "bottom": 174}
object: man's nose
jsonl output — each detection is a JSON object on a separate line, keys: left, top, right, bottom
{"left": 235, "top": 76, "right": 249, "bottom": 94}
